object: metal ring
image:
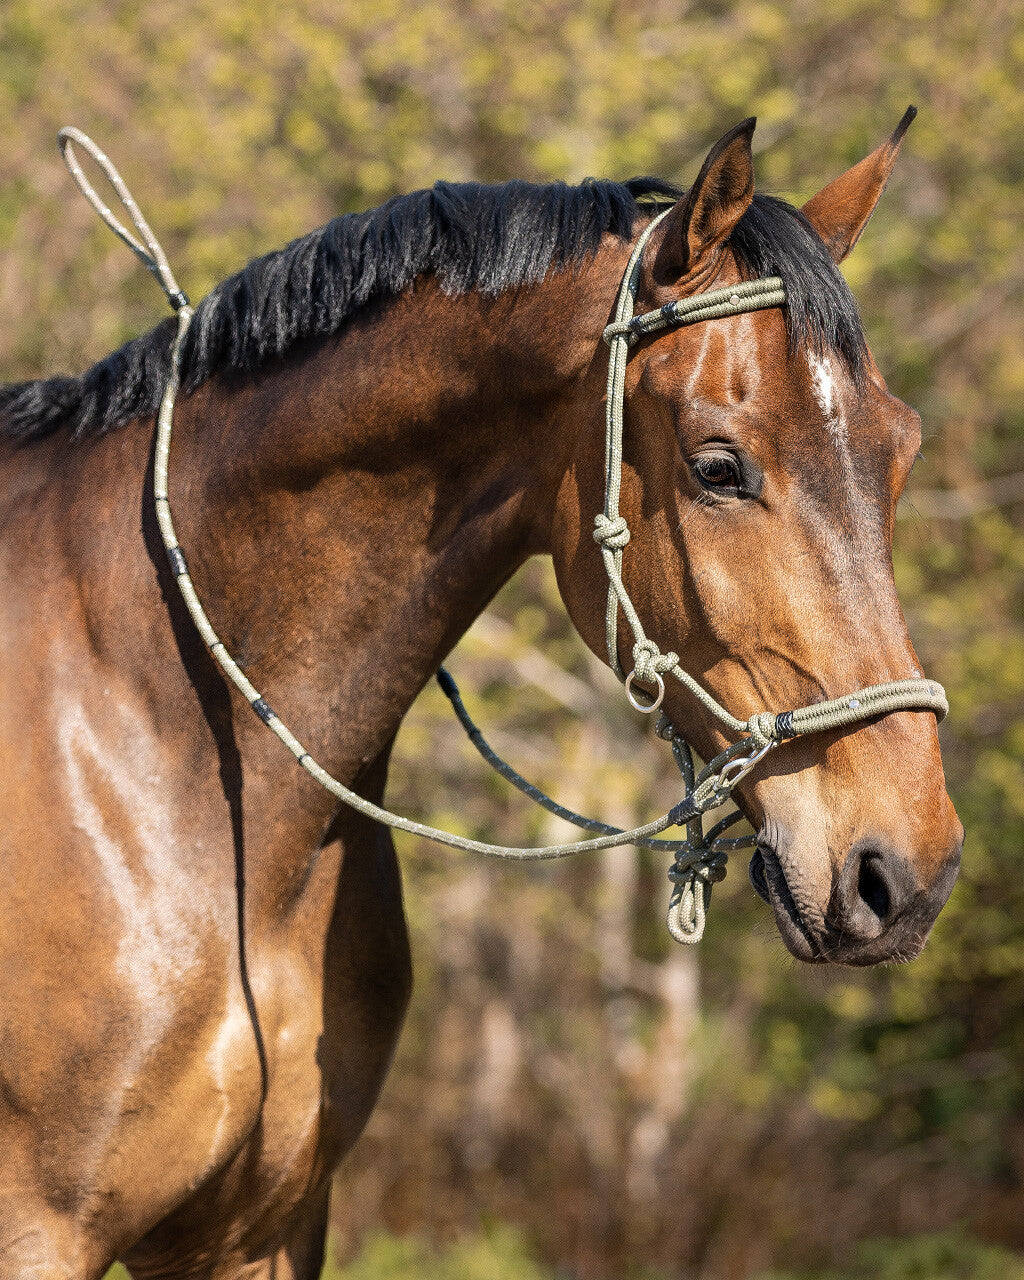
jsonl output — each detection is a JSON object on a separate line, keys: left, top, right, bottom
{"left": 625, "top": 669, "right": 665, "bottom": 713}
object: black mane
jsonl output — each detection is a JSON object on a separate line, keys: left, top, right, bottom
{"left": 0, "top": 180, "right": 865, "bottom": 442}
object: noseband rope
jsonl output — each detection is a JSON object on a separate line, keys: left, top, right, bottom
{"left": 59, "top": 130, "right": 949, "bottom": 945}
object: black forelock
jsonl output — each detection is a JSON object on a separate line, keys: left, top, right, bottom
{"left": 729, "top": 195, "right": 867, "bottom": 377}
{"left": 0, "top": 179, "right": 865, "bottom": 442}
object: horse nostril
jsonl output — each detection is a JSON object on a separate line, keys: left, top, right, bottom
{"left": 748, "top": 848, "right": 771, "bottom": 904}
{"left": 832, "top": 843, "right": 914, "bottom": 943}
{"left": 857, "top": 854, "right": 891, "bottom": 922}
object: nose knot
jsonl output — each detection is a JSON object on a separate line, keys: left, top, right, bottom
{"left": 631, "top": 638, "right": 679, "bottom": 686}
{"left": 593, "top": 513, "right": 630, "bottom": 551}
{"left": 746, "top": 712, "right": 780, "bottom": 751}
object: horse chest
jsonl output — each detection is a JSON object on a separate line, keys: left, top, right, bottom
{"left": 126, "top": 859, "right": 410, "bottom": 1266}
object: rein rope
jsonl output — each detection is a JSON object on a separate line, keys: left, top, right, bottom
{"left": 58, "top": 129, "right": 949, "bottom": 945}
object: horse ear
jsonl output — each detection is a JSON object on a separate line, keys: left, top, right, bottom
{"left": 653, "top": 118, "right": 756, "bottom": 282}
{"left": 802, "top": 106, "right": 917, "bottom": 263}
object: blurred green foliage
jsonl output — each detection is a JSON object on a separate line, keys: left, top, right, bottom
{"left": 3, "top": 1, "right": 1022, "bottom": 1278}
{"left": 107, "top": 1226, "right": 1024, "bottom": 1280}
{"left": 325, "top": 1226, "right": 552, "bottom": 1280}
{"left": 323, "top": 1229, "right": 1024, "bottom": 1280}
{"left": 323, "top": 1228, "right": 1024, "bottom": 1280}
{"left": 763, "top": 1231, "right": 1024, "bottom": 1280}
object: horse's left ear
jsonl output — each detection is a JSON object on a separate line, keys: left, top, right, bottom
{"left": 802, "top": 106, "right": 917, "bottom": 263}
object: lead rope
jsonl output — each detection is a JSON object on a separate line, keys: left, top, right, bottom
{"left": 58, "top": 129, "right": 949, "bottom": 945}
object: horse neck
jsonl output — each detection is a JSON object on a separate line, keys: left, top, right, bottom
{"left": 166, "top": 254, "right": 624, "bottom": 786}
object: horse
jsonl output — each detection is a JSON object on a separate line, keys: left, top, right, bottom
{"left": 0, "top": 112, "right": 962, "bottom": 1278}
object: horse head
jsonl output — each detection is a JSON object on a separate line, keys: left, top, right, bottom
{"left": 553, "top": 113, "right": 962, "bottom": 964}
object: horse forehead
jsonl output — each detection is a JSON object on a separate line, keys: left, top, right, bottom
{"left": 638, "top": 316, "right": 911, "bottom": 453}
{"left": 642, "top": 337, "right": 910, "bottom": 513}
{"left": 638, "top": 309, "right": 790, "bottom": 404}
{"left": 641, "top": 325, "right": 847, "bottom": 432}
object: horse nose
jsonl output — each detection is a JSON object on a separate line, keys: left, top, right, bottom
{"left": 830, "top": 840, "right": 917, "bottom": 942}
{"left": 828, "top": 832, "right": 962, "bottom": 961}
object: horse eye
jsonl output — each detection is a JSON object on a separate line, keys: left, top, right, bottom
{"left": 693, "top": 452, "right": 742, "bottom": 492}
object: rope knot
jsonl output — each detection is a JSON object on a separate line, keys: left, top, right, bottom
{"left": 602, "top": 319, "right": 638, "bottom": 345}
{"left": 668, "top": 854, "right": 725, "bottom": 886}
{"left": 631, "top": 639, "right": 679, "bottom": 686}
{"left": 593, "top": 513, "right": 630, "bottom": 551}
{"left": 654, "top": 712, "right": 676, "bottom": 742}
{"left": 746, "top": 711, "right": 780, "bottom": 751}
{"left": 695, "top": 857, "right": 728, "bottom": 884}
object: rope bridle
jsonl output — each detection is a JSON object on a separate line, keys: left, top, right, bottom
{"left": 57, "top": 129, "right": 949, "bottom": 945}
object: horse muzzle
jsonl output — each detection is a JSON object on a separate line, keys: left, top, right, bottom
{"left": 750, "top": 821, "right": 963, "bottom": 966}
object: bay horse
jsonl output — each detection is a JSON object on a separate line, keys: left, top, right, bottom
{"left": 0, "top": 113, "right": 961, "bottom": 1278}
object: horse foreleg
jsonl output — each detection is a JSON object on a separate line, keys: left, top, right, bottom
{"left": 264, "top": 1187, "right": 330, "bottom": 1280}
{"left": 204, "top": 1187, "right": 331, "bottom": 1280}
{"left": 117, "top": 1184, "right": 329, "bottom": 1280}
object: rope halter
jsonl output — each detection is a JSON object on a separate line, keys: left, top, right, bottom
{"left": 593, "top": 207, "right": 947, "bottom": 932}
{"left": 57, "top": 130, "right": 948, "bottom": 947}
{"left": 596, "top": 207, "right": 946, "bottom": 741}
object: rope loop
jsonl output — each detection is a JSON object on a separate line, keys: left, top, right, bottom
{"left": 57, "top": 126, "right": 189, "bottom": 313}
{"left": 668, "top": 883, "right": 705, "bottom": 942}
{"left": 666, "top": 853, "right": 728, "bottom": 944}
{"left": 593, "top": 513, "right": 630, "bottom": 551}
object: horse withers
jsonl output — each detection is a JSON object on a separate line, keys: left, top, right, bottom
{"left": 0, "top": 114, "right": 961, "bottom": 1277}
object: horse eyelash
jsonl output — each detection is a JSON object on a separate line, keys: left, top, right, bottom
{"left": 679, "top": 491, "right": 720, "bottom": 529}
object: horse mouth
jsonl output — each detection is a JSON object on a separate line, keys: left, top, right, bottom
{"left": 749, "top": 845, "right": 825, "bottom": 963}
